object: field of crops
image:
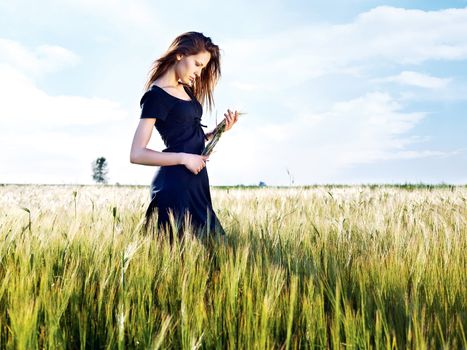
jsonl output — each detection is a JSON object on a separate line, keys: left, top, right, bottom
{"left": 0, "top": 184, "right": 466, "bottom": 349}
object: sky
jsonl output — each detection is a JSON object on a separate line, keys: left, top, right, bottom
{"left": 1, "top": 0, "right": 466, "bottom": 186}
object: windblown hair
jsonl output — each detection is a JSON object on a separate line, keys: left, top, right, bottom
{"left": 144, "top": 32, "right": 221, "bottom": 113}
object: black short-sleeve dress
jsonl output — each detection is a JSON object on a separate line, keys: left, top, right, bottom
{"left": 140, "top": 83, "right": 225, "bottom": 239}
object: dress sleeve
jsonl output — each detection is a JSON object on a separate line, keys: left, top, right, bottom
{"left": 139, "top": 89, "right": 170, "bottom": 121}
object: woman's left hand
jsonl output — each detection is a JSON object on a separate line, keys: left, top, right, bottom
{"left": 223, "top": 109, "right": 239, "bottom": 132}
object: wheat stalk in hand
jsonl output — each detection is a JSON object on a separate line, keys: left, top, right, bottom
{"left": 202, "top": 112, "right": 246, "bottom": 156}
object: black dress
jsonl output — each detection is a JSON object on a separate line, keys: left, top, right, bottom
{"left": 139, "top": 84, "right": 225, "bottom": 239}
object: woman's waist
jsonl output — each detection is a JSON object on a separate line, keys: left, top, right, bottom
{"left": 161, "top": 131, "right": 205, "bottom": 154}
{"left": 162, "top": 144, "right": 203, "bottom": 154}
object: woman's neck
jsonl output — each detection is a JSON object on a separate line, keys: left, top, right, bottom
{"left": 154, "top": 68, "right": 182, "bottom": 90}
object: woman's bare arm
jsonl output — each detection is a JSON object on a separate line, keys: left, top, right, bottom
{"left": 130, "top": 118, "right": 209, "bottom": 174}
{"left": 130, "top": 119, "right": 184, "bottom": 166}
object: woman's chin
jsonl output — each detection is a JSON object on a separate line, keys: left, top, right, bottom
{"left": 179, "top": 79, "right": 191, "bottom": 87}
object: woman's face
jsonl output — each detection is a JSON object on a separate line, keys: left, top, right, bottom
{"left": 176, "top": 50, "right": 211, "bottom": 86}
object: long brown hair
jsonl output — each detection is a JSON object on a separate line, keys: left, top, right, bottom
{"left": 144, "top": 32, "right": 221, "bottom": 113}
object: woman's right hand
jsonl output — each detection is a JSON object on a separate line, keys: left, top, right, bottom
{"left": 180, "top": 153, "right": 209, "bottom": 175}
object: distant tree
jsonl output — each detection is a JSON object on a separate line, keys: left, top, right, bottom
{"left": 259, "top": 181, "right": 267, "bottom": 187}
{"left": 92, "top": 157, "right": 109, "bottom": 184}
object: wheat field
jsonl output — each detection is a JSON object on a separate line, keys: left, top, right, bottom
{"left": 0, "top": 184, "right": 466, "bottom": 349}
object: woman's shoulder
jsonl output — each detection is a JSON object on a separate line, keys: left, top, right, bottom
{"left": 139, "top": 84, "right": 175, "bottom": 108}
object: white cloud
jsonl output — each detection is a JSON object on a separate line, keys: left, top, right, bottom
{"left": 202, "top": 6, "right": 467, "bottom": 185}
{"left": 0, "top": 38, "right": 79, "bottom": 77}
{"left": 375, "top": 71, "right": 451, "bottom": 89}
{"left": 0, "top": 0, "right": 155, "bottom": 32}
{"left": 0, "top": 39, "right": 136, "bottom": 184}
{"left": 208, "top": 92, "right": 455, "bottom": 185}
{"left": 229, "top": 81, "right": 264, "bottom": 92}
{"left": 65, "top": 0, "right": 154, "bottom": 27}
{"left": 377, "top": 149, "right": 461, "bottom": 160}
{"left": 222, "top": 6, "right": 467, "bottom": 90}
{"left": 0, "top": 65, "right": 127, "bottom": 126}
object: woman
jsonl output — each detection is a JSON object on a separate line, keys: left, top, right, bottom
{"left": 130, "top": 32, "right": 238, "bottom": 242}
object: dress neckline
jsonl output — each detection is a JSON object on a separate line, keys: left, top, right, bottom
{"left": 151, "top": 84, "right": 193, "bottom": 102}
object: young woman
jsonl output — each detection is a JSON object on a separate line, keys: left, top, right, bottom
{"left": 130, "top": 32, "right": 238, "bottom": 241}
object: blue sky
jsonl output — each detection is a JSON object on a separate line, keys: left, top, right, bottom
{"left": 1, "top": 0, "right": 466, "bottom": 185}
